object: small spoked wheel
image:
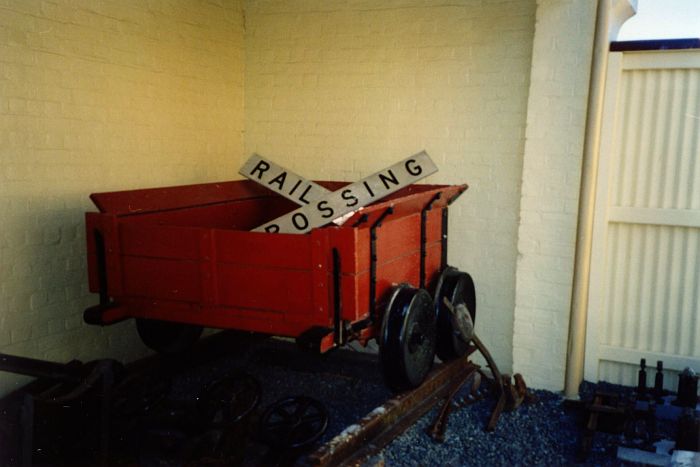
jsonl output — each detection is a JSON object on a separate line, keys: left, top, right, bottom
{"left": 135, "top": 318, "right": 203, "bottom": 354}
{"left": 434, "top": 267, "right": 476, "bottom": 362}
{"left": 379, "top": 284, "right": 436, "bottom": 392}
{"left": 199, "top": 373, "right": 262, "bottom": 427}
{"left": 258, "top": 396, "right": 329, "bottom": 450}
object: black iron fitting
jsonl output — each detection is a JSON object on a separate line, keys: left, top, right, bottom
{"left": 441, "top": 207, "right": 449, "bottom": 270}
{"left": 369, "top": 207, "right": 394, "bottom": 323}
{"left": 420, "top": 192, "right": 442, "bottom": 289}
{"left": 447, "top": 188, "right": 466, "bottom": 206}
{"left": 332, "top": 248, "right": 344, "bottom": 346}
{"left": 94, "top": 229, "right": 110, "bottom": 306}
{"left": 352, "top": 213, "right": 369, "bottom": 228}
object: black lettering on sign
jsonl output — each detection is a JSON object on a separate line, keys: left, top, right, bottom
{"left": 289, "top": 179, "right": 302, "bottom": 196}
{"left": 265, "top": 224, "right": 280, "bottom": 233}
{"left": 269, "top": 171, "right": 287, "bottom": 190}
{"left": 341, "top": 189, "right": 359, "bottom": 207}
{"left": 405, "top": 159, "right": 422, "bottom": 176}
{"left": 292, "top": 213, "right": 309, "bottom": 230}
{"left": 363, "top": 181, "right": 374, "bottom": 197}
{"left": 251, "top": 160, "right": 270, "bottom": 179}
{"left": 299, "top": 185, "right": 312, "bottom": 204}
{"left": 379, "top": 169, "right": 399, "bottom": 190}
{"left": 317, "top": 200, "right": 335, "bottom": 219}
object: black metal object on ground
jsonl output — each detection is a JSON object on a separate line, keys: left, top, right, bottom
{"left": 0, "top": 353, "right": 123, "bottom": 466}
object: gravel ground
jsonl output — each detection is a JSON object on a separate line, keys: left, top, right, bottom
{"left": 165, "top": 336, "right": 635, "bottom": 466}
{"left": 6, "top": 333, "right": 664, "bottom": 466}
{"left": 378, "top": 386, "right": 610, "bottom": 467}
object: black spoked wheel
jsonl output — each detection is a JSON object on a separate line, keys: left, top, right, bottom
{"left": 379, "top": 284, "right": 436, "bottom": 392}
{"left": 135, "top": 318, "right": 203, "bottom": 354}
{"left": 258, "top": 396, "right": 328, "bottom": 450}
{"left": 199, "top": 373, "right": 262, "bottom": 427}
{"left": 434, "top": 267, "right": 477, "bottom": 362}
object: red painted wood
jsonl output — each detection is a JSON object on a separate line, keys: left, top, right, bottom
{"left": 125, "top": 197, "right": 298, "bottom": 231}
{"left": 122, "top": 256, "right": 202, "bottom": 301}
{"left": 120, "top": 224, "right": 203, "bottom": 260}
{"left": 84, "top": 179, "right": 468, "bottom": 342}
{"left": 215, "top": 230, "right": 312, "bottom": 269}
{"left": 90, "top": 180, "right": 273, "bottom": 216}
{"left": 122, "top": 298, "right": 320, "bottom": 337}
{"left": 216, "top": 264, "right": 314, "bottom": 316}
{"left": 310, "top": 229, "right": 332, "bottom": 323}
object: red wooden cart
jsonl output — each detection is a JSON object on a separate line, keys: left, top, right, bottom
{"left": 84, "top": 180, "right": 475, "bottom": 391}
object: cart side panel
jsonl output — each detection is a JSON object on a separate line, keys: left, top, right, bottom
{"left": 89, "top": 180, "right": 272, "bottom": 215}
{"left": 375, "top": 252, "right": 421, "bottom": 298}
{"left": 122, "top": 256, "right": 203, "bottom": 302}
{"left": 216, "top": 265, "right": 313, "bottom": 316}
{"left": 215, "top": 230, "right": 311, "bottom": 269}
{"left": 333, "top": 206, "right": 446, "bottom": 324}
{"left": 425, "top": 207, "right": 444, "bottom": 291}
{"left": 120, "top": 223, "right": 203, "bottom": 259}
{"left": 375, "top": 213, "right": 421, "bottom": 265}
{"left": 123, "top": 197, "right": 298, "bottom": 231}
{"left": 310, "top": 229, "right": 332, "bottom": 324}
{"left": 122, "top": 298, "right": 315, "bottom": 336}
{"left": 329, "top": 228, "right": 369, "bottom": 323}
{"left": 339, "top": 272, "right": 369, "bottom": 322}
{"left": 213, "top": 230, "right": 332, "bottom": 329}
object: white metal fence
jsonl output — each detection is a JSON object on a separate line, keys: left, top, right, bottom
{"left": 585, "top": 49, "right": 700, "bottom": 389}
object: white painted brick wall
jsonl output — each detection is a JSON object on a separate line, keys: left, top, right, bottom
{"left": 0, "top": 0, "right": 245, "bottom": 396}
{"left": 244, "top": 0, "right": 537, "bottom": 373}
{"left": 0, "top": 0, "right": 599, "bottom": 396}
{"left": 512, "top": 0, "right": 597, "bottom": 391}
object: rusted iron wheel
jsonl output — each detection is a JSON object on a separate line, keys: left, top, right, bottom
{"left": 135, "top": 318, "right": 203, "bottom": 354}
{"left": 379, "top": 284, "right": 436, "bottom": 392}
{"left": 434, "top": 267, "right": 476, "bottom": 362}
{"left": 258, "top": 396, "right": 329, "bottom": 450}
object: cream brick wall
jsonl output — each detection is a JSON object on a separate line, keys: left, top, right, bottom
{"left": 0, "top": 0, "right": 244, "bottom": 395}
{"left": 512, "top": 0, "right": 597, "bottom": 390}
{"left": 244, "top": 0, "right": 537, "bottom": 373}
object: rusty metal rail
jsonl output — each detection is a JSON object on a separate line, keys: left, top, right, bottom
{"left": 303, "top": 351, "right": 479, "bottom": 467}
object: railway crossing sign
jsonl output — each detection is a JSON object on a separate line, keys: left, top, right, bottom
{"left": 239, "top": 151, "right": 438, "bottom": 234}
{"left": 239, "top": 154, "right": 332, "bottom": 205}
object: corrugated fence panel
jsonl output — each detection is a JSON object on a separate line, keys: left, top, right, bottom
{"left": 612, "top": 67, "right": 700, "bottom": 210}
{"left": 586, "top": 50, "right": 700, "bottom": 387}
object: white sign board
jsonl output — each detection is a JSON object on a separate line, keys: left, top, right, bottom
{"left": 239, "top": 154, "right": 331, "bottom": 204}
{"left": 247, "top": 151, "right": 438, "bottom": 234}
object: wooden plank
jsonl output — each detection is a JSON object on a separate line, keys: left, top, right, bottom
{"left": 216, "top": 264, "right": 314, "bottom": 315}
{"left": 215, "top": 230, "right": 312, "bottom": 269}
{"left": 120, "top": 224, "right": 203, "bottom": 259}
{"left": 90, "top": 180, "right": 271, "bottom": 215}
{"left": 122, "top": 257, "right": 202, "bottom": 301}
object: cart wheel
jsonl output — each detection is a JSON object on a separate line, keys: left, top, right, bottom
{"left": 434, "top": 267, "right": 476, "bottom": 362}
{"left": 379, "top": 284, "right": 436, "bottom": 392}
{"left": 135, "top": 318, "right": 203, "bottom": 354}
{"left": 258, "top": 396, "right": 328, "bottom": 450}
{"left": 199, "top": 373, "right": 261, "bottom": 427}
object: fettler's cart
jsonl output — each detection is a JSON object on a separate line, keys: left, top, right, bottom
{"left": 84, "top": 180, "right": 475, "bottom": 391}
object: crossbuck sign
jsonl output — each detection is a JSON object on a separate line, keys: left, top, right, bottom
{"left": 239, "top": 151, "right": 438, "bottom": 234}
